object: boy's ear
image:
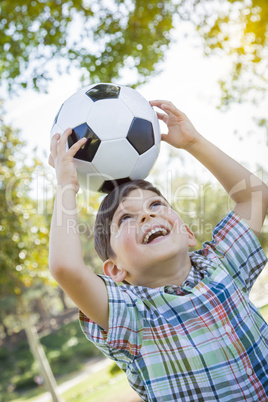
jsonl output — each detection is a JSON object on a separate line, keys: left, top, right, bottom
{"left": 185, "top": 225, "right": 197, "bottom": 247}
{"left": 103, "top": 259, "right": 127, "bottom": 283}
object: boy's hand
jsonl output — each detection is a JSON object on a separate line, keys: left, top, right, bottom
{"left": 49, "top": 128, "right": 86, "bottom": 192}
{"left": 150, "top": 100, "right": 201, "bottom": 150}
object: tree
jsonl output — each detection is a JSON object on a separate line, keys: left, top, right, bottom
{"left": 2, "top": 0, "right": 267, "bottom": 103}
{"left": 0, "top": 108, "right": 49, "bottom": 295}
{"left": 0, "top": 106, "right": 63, "bottom": 401}
{"left": 1, "top": 0, "right": 267, "bottom": 110}
{"left": 188, "top": 0, "right": 268, "bottom": 109}
{"left": 0, "top": 0, "right": 177, "bottom": 92}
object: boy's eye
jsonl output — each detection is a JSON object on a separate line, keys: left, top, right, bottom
{"left": 118, "top": 214, "right": 131, "bottom": 226}
{"left": 150, "top": 200, "right": 165, "bottom": 208}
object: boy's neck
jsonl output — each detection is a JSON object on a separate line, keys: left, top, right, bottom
{"left": 128, "top": 253, "right": 192, "bottom": 289}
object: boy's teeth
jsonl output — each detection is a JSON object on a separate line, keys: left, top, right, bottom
{"left": 143, "top": 228, "right": 168, "bottom": 244}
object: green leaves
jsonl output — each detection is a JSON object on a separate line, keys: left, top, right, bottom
{"left": 193, "top": 0, "right": 268, "bottom": 107}
{"left": 0, "top": 108, "right": 52, "bottom": 295}
{"left": 1, "top": 0, "right": 267, "bottom": 105}
{"left": 0, "top": 0, "right": 177, "bottom": 92}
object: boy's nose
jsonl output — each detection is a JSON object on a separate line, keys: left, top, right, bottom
{"left": 139, "top": 211, "right": 156, "bottom": 224}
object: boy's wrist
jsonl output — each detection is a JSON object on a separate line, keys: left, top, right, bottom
{"left": 56, "top": 183, "right": 79, "bottom": 195}
{"left": 55, "top": 184, "right": 78, "bottom": 219}
{"left": 184, "top": 132, "right": 205, "bottom": 154}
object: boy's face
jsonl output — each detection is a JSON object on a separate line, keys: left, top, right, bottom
{"left": 104, "top": 189, "right": 196, "bottom": 287}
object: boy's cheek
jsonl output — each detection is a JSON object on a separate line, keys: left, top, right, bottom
{"left": 112, "top": 223, "right": 136, "bottom": 242}
{"left": 172, "top": 218, "right": 185, "bottom": 234}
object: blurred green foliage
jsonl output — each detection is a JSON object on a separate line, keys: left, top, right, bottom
{"left": 0, "top": 0, "right": 178, "bottom": 92}
{"left": 193, "top": 0, "right": 268, "bottom": 108}
{"left": 1, "top": 0, "right": 267, "bottom": 114}
{"left": 0, "top": 106, "right": 51, "bottom": 297}
{"left": 0, "top": 320, "right": 102, "bottom": 401}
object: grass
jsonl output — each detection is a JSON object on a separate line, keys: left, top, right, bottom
{"left": 61, "top": 364, "right": 133, "bottom": 402}
{"left": 0, "top": 320, "right": 102, "bottom": 402}
{"left": 259, "top": 303, "right": 268, "bottom": 322}
{"left": 10, "top": 362, "right": 134, "bottom": 402}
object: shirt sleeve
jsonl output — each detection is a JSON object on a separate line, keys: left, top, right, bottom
{"left": 201, "top": 211, "right": 267, "bottom": 292}
{"left": 79, "top": 275, "right": 144, "bottom": 366}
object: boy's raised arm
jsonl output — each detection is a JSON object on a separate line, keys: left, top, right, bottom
{"left": 49, "top": 129, "right": 109, "bottom": 331}
{"left": 150, "top": 100, "right": 268, "bottom": 236}
{"left": 185, "top": 135, "right": 268, "bottom": 236}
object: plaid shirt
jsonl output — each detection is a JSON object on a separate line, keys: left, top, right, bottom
{"left": 79, "top": 212, "right": 268, "bottom": 401}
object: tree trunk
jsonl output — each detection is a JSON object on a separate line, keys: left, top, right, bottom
{"left": 34, "top": 297, "right": 50, "bottom": 321}
{"left": 58, "top": 287, "right": 68, "bottom": 311}
{"left": 2, "top": 321, "right": 9, "bottom": 338}
{"left": 21, "top": 297, "right": 64, "bottom": 402}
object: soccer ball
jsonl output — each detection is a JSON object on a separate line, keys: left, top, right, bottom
{"left": 51, "top": 83, "right": 161, "bottom": 193}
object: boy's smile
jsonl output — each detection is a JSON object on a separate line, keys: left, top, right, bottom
{"left": 104, "top": 189, "right": 197, "bottom": 287}
{"left": 142, "top": 225, "right": 169, "bottom": 244}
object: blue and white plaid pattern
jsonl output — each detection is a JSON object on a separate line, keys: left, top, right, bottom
{"left": 80, "top": 212, "right": 268, "bottom": 401}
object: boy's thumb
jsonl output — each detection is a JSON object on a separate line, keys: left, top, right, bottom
{"left": 161, "top": 133, "right": 170, "bottom": 143}
{"left": 48, "top": 153, "right": 55, "bottom": 168}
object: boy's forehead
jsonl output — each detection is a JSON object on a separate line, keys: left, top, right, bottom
{"left": 113, "top": 189, "right": 164, "bottom": 217}
{"left": 121, "top": 189, "right": 163, "bottom": 206}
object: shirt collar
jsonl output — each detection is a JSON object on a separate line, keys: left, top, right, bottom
{"left": 164, "top": 252, "right": 211, "bottom": 294}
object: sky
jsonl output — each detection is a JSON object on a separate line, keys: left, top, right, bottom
{"left": 4, "top": 20, "right": 268, "bottom": 200}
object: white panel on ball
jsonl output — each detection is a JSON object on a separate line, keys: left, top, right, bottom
{"left": 130, "top": 145, "right": 159, "bottom": 180}
{"left": 57, "top": 92, "right": 94, "bottom": 131}
{"left": 120, "top": 86, "right": 154, "bottom": 121}
{"left": 92, "top": 139, "right": 139, "bottom": 179}
{"left": 88, "top": 99, "right": 134, "bottom": 141}
{"left": 74, "top": 159, "right": 104, "bottom": 190}
{"left": 51, "top": 123, "right": 64, "bottom": 136}
{"left": 152, "top": 111, "right": 161, "bottom": 148}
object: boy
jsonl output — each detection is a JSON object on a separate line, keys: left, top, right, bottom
{"left": 49, "top": 100, "right": 268, "bottom": 401}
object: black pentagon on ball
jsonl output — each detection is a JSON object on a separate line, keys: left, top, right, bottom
{"left": 68, "top": 123, "right": 101, "bottom": 162}
{"left": 98, "top": 177, "right": 132, "bottom": 194}
{"left": 86, "top": 84, "right": 121, "bottom": 102}
{"left": 126, "top": 118, "right": 154, "bottom": 155}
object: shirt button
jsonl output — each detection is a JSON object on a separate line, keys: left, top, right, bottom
{"left": 246, "top": 368, "right": 253, "bottom": 376}
{"left": 225, "top": 325, "right": 232, "bottom": 333}
{"left": 166, "top": 288, "right": 175, "bottom": 294}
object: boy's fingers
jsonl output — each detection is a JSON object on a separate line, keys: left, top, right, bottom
{"left": 51, "top": 129, "right": 86, "bottom": 158}
{"left": 150, "top": 100, "right": 184, "bottom": 118}
{"left": 58, "top": 128, "right": 72, "bottom": 153}
{"left": 164, "top": 104, "right": 185, "bottom": 120}
{"left": 161, "top": 133, "right": 169, "bottom": 143}
{"left": 50, "top": 133, "right": 60, "bottom": 157}
{"left": 150, "top": 100, "right": 173, "bottom": 109}
{"left": 48, "top": 153, "right": 55, "bottom": 168}
{"left": 160, "top": 102, "right": 182, "bottom": 117}
{"left": 156, "top": 112, "right": 168, "bottom": 124}
{"left": 68, "top": 137, "right": 87, "bottom": 157}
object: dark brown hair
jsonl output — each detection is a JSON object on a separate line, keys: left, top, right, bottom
{"left": 94, "top": 180, "right": 164, "bottom": 261}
